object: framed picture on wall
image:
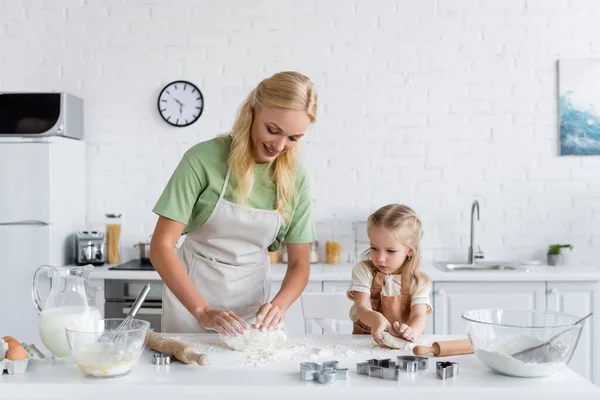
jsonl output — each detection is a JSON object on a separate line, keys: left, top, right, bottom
{"left": 558, "top": 59, "right": 600, "bottom": 156}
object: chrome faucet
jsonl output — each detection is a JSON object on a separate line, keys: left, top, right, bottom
{"left": 468, "top": 200, "right": 484, "bottom": 264}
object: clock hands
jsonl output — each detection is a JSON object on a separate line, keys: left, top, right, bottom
{"left": 173, "top": 98, "right": 184, "bottom": 115}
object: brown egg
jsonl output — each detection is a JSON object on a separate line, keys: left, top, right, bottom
{"left": 2, "top": 336, "right": 15, "bottom": 342}
{"left": 6, "top": 339, "right": 20, "bottom": 349}
{"left": 6, "top": 345, "right": 28, "bottom": 360}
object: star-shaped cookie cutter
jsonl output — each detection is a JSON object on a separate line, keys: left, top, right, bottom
{"left": 299, "top": 361, "right": 349, "bottom": 384}
{"left": 436, "top": 361, "right": 459, "bottom": 380}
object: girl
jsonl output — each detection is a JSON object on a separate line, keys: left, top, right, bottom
{"left": 347, "top": 204, "right": 432, "bottom": 345}
{"left": 151, "top": 71, "right": 318, "bottom": 336}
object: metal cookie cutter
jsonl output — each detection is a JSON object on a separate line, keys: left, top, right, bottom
{"left": 299, "top": 361, "right": 349, "bottom": 384}
{"left": 436, "top": 361, "right": 459, "bottom": 380}
{"left": 356, "top": 359, "right": 401, "bottom": 381}
{"left": 396, "top": 356, "right": 429, "bottom": 373}
{"left": 152, "top": 353, "right": 172, "bottom": 365}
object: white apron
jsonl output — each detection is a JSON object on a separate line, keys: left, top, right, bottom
{"left": 161, "top": 167, "right": 281, "bottom": 333}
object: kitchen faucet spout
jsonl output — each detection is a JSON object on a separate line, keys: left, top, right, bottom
{"left": 468, "top": 200, "right": 480, "bottom": 264}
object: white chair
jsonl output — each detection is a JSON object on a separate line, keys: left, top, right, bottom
{"left": 300, "top": 292, "right": 352, "bottom": 334}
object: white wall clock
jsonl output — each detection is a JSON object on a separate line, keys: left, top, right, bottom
{"left": 157, "top": 80, "right": 204, "bottom": 127}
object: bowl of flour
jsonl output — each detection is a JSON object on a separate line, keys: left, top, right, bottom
{"left": 462, "top": 309, "right": 586, "bottom": 378}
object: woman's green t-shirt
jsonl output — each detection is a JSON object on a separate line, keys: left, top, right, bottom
{"left": 152, "top": 135, "right": 316, "bottom": 251}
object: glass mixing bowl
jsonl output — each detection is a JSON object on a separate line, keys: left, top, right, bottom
{"left": 65, "top": 318, "right": 150, "bottom": 378}
{"left": 462, "top": 309, "right": 585, "bottom": 378}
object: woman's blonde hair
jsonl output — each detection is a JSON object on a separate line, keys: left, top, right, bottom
{"left": 364, "top": 204, "right": 430, "bottom": 298}
{"left": 227, "top": 71, "right": 317, "bottom": 220}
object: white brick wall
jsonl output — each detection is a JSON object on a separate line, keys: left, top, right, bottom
{"left": 1, "top": 0, "right": 599, "bottom": 265}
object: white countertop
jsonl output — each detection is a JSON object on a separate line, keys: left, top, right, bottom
{"left": 1, "top": 334, "right": 598, "bottom": 400}
{"left": 88, "top": 261, "right": 600, "bottom": 282}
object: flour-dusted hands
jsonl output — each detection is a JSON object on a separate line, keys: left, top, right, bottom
{"left": 255, "top": 303, "right": 285, "bottom": 331}
{"left": 393, "top": 321, "right": 416, "bottom": 342}
{"left": 195, "top": 308, "right": 250, "bottom": 336}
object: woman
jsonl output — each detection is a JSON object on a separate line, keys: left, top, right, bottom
{"left": 150, "top": 71, "right": 318, "bottom": 337}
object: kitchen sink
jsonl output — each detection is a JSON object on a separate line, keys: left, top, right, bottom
{"left": 434, "top": 261, "right": 530, "bottom": 272}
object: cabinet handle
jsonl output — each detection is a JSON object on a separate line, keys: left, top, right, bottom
{"left": 122, "top": 307, "right": 162, "bottom": 315}
{"left": 547, "top": 288, "right": 561, "bottom": 310}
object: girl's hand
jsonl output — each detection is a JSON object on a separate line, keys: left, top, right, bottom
{"left": 195, "top": 308, "right": 249, "bottom": 336}
{"left": 255, "top": 303, "right": 285, "bottom": 331}
{"left": 393, "top": 321, "right": 416, "bottom": 342}
{"left": 371, "top": 314, "right": 392, "bottom": 345}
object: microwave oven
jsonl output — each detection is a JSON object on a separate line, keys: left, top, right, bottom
{"left": 0, "top": 92, "right": 83, "bottom": 140}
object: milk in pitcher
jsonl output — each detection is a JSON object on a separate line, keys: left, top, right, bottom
{"left": 39, "top": 306, "right": 102, "bottom": 358}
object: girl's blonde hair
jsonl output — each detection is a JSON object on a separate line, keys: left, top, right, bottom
{"left": 227, "top": 71, "right": 317, "bottom": 220}
{"left": 364, "top": 204, "right": 430, "bottom": 298}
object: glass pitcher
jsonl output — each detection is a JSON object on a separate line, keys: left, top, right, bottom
{"left": 32, "top": 265, "right": 102, "bottom": 360}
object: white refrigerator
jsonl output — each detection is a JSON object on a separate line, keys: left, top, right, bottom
{"left": 0, "top": 137, "right": 86, "bottom": 345}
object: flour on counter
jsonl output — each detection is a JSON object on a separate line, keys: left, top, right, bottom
{"left": 475, "top": 335, "right": 570, "bottom": 378}
{"left": 171, "top": 335, "right": 426, "bottom": 369}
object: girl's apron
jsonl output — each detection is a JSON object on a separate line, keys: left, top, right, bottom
{"left": 353, "top": 267, "right": 411, "bottom": 334}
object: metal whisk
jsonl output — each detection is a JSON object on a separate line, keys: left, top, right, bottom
{"left": 511, "top": 311, "right": 594, "bottom": 363}
{"left": 104, "top": 283, "right": 152, "bottom": 345}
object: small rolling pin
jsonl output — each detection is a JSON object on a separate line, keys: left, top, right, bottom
{"left": 146, "top": 331, "right": 208, "bottom": 365}
{"left": 413, "top": 339, "right": 473, "bottom": 357}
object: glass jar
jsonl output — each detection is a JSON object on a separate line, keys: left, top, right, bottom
{"left": 325, "top": 240, "right": 341, "bottom": 264}
{"left": 105, "top": 213, "right": 122, "bottom": 265}
{"left": 268, "top": 250, "right": 279, "bottom": 265}
{"left": 310, "top": 241, "right": 319, "bottom": 264}
{"left": 280, "top": 243, "right": 288, "bottom": 263}
{"left": 325, "top": 218, "right": 341, "bottom": 265}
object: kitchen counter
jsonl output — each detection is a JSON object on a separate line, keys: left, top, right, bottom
{"left": 89, "top": 263, "right": 355, "bottom": 281}
{"left": 88, "top": 261, "right": 600, "bottom": 282}
{"left": 1, "top": 334, "right": 598, "bottom": 400}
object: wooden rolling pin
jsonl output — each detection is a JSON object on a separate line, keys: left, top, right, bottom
{"left": 413, "top": 339, "right": 473, "bottom": 357}
{"left": 146, "top": 331, "right": 208, "bottom": 365}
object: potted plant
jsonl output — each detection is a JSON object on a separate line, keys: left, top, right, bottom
{"left": 547, "top": 244, "right": 573, "bottom": 266}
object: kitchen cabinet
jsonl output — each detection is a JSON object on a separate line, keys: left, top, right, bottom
{"left": 546, "top": 281, "right": 600, "bottom": 384}
{"left": 432, "top": 281, "right": 547, "bottom": 335}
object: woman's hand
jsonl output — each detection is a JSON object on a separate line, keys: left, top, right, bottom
{"left": 371, "top": 313, "right": 392, "bottom": 345}
{"left": 393, "top": 321, "right": 417, "bottom": 342}
{"left": 255, "top": 303, "right": 285, "bottom": 331}
{"left": 195, "top": 308, "right": 249, "bottom": 336}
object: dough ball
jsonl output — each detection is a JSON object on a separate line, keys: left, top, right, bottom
{"left": 220, "top": 327, "right": 287, "bottom": 352}
{"left": 379, "top": 332, "right": 413, "bottom": 351}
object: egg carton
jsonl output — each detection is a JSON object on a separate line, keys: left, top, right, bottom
{"left": 0, "top": 341, "right": 44, "bottom": 375}
{"left": 0, "top": 357, "right": 29, "bottom": 375}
